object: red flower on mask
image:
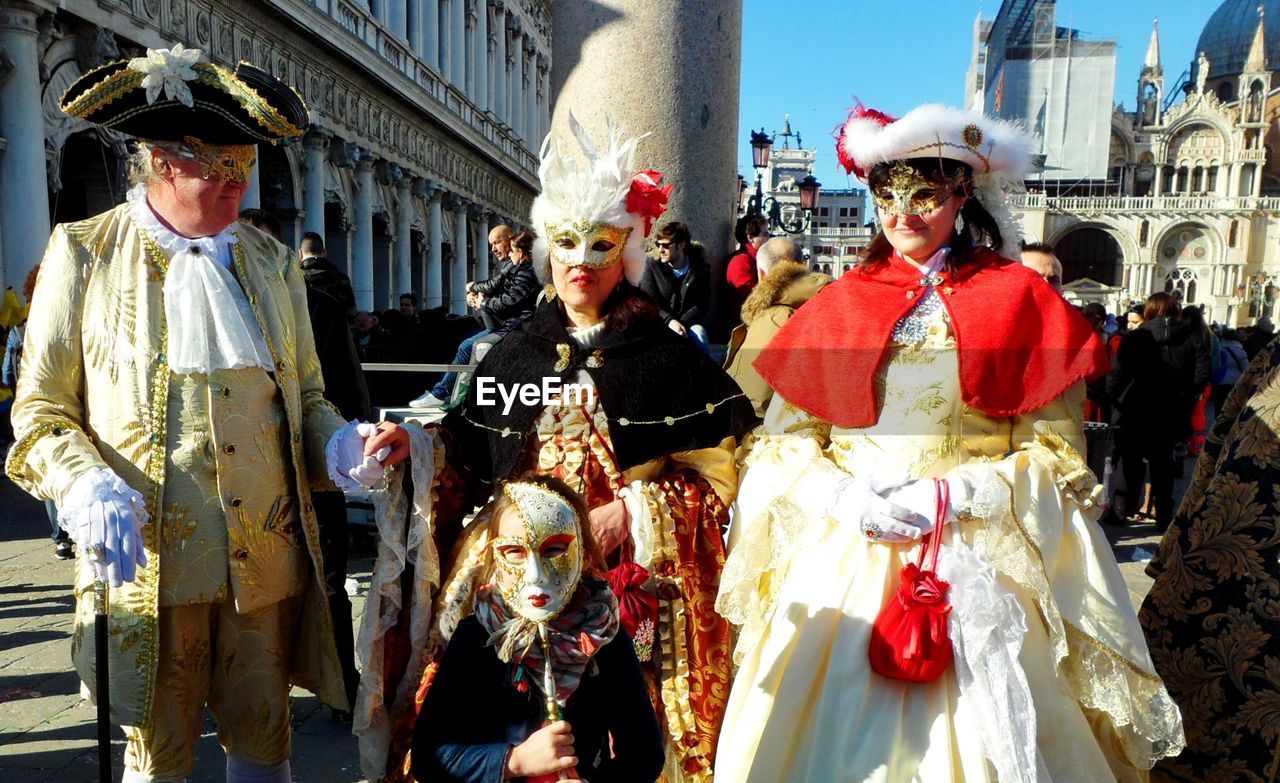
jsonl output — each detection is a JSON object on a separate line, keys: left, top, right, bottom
{"left": 626, "top": 170, "right": 672, "bottom": 236}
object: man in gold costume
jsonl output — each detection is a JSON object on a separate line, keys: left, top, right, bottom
{"left": 5, "top": 44, "right": 406, "bottom": 782}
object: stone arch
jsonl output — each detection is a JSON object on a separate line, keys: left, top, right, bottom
{"left": 1163, "top": 120, "right": 1232, "bottom": 165}
{"left": 1049, "top": 222, "right": 1127, "bottom": 286}
{"left": 1154, "top": 222, "right": 1221, "bottom": 304}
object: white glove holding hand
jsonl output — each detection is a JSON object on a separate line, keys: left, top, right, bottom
{"left": 61, "top": 467, "right": 150, "bottom": 587}
{"left": 327, "top": 421, "right": 393, "bottom": 491}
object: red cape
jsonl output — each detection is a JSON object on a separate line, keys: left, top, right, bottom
{"left": 753, "top": 248, "right": 1108, "bottom": 429}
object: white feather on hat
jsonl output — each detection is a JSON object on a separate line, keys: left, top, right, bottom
{"left": 835, "top": 103, "right": 1033, "bottom": 258}
{"left": 529, "top": 115, "right": 669, "bottom": 286}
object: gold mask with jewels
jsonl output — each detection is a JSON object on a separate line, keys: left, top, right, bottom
{"left": 490, "top": 482, "right": 584, "bottom": 622}
{"left": 872, "top": 162, "right": 969, "bottom": 216}
{"left": 175, "top": 136, "right": 257, "bottom": 183}
{"left": 546, "top": 220, "right": 632, "bottom": 270}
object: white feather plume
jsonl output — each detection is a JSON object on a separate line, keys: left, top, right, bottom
{"left": 530, "top": 115, "right": 651, "bottom": 285}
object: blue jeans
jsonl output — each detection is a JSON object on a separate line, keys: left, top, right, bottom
{"left": 688, "top": 324, "right": 711, "bottom": 355}
{"left": 430, "top": 330, "right": 489, "bottom": 399}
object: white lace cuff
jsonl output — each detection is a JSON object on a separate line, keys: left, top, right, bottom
{"left": 60, "top": 467, "right": 149, "bottom": 538}
{"left": 619, "top": 482, "right": 654, "bottom": 570}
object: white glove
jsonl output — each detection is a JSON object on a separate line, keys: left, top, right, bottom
{"left": 862, "top": 474, "right": 974, "bottom": 544}
{"left": 828, "top": 474, "right": 919, "bottom": 543}
{"left": 61, "top": 467, "right": 150, "bottom": 587}
{"left": 326, "top": 421, "right": 393, "bottom": 491}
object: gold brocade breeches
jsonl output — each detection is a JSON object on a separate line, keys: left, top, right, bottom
{"left": 122, "top": 596, "right": 302, "bottom": 780}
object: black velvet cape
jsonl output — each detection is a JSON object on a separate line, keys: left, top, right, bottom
{"left": 443, "top": 287, "right": 759, "bottom": 484}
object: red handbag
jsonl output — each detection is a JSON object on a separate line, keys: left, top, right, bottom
{"left": 867, "top": 479, "right": 954, "bottom": 683}
{"left": 606, "top": 539, "right": 659, "bottom": 662}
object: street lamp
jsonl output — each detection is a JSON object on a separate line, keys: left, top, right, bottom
{"left": 745, "top": 128, "right": 820, "bottom": 235}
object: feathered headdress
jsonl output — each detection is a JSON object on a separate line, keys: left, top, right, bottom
{"left": 835, "top": 102, "right": 1032, "bottom": 259}
{"left": 530, "top": 115, "right": 671, "bottom": 285}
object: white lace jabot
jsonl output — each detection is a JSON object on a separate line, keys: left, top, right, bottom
{"left": 128, "top": 185, "right": 273, "bottom": 375}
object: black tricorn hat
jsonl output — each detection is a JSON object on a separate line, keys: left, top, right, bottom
{"left": 60, "top": 44, "right": 308, "bottom": 145}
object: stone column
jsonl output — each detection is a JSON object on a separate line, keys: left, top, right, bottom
{"left": 387, "top": 0, "right": 407, "bottom": 39}
{"left": 395, "top": 175, "right": 413, "bottom": 300}
{"left": 551, "top": 0, "right": 743, "bottom": 337}
{"left": 474, "top": 207, "right": 490, "bottom": 280}
{"left": 426, "top": 182, "right": 445, "bottom": 308}
{"left": 475, "top": 0, "right": 489, "bottom": 111}
{"left": 493, "top": 1, "right": 508, "bottom": 122}
{"left": 464, "top": 0, "right": 476, "bottom": 97}
{"left": 511, "top": 25, "right": 526, "bottom": 141}
{"left": 507, "top": 16, "right": 521, "bottom": 134}
{"left": 450, "top": 0, "right": 466, "bottom": 91}
{"left": 422, "top": 0, "right": 439, "bottom": 68}
{"left": 0, "top": 1, "right": 53, "bottom": 292}
{"left": 537, "top": 53, "right": 550, "bottom": 148}
{"left": 439, "top": 0, "right": 452, "bottom": 81}
{"left": 451, "top": 197, "right": 470, "bottom": 314}
{"left": 302, "top": 132, "right": 329, "bottom": 237}
{"left": 407, "top": 0, "right": 422, "bottom": 52}
{"left": 524, "top": 37, "right": 537, "bottom": 147}
{"left": 352, "top": 150, "right": 376, "bottom": 310}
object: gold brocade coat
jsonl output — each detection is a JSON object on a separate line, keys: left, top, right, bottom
{"left": 4, "top": 203, "right": 349, "bottom": 727}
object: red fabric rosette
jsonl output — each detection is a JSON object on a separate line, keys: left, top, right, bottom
{"left": 625, "top": 170, "right": 672, "bottom": 237}
{"left": 606, "top": 560, "right": 658, "bottom": 641}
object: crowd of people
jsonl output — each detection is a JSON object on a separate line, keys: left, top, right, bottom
{"left": 7, "top": 42, "right": 1280, "bottom": 783}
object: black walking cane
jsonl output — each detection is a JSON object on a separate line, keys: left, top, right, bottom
{"left": 94, "top": 579, "right": 111, "bottom": 782}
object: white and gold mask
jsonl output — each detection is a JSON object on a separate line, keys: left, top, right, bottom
{"left": 546, "top": 219, "right": 632, "bottom": 270}
{"left": 492, "top": 482, "right": 584, "bottom": 622}
{"left": 872, "top": 162, "right": 968, "bottom": 217}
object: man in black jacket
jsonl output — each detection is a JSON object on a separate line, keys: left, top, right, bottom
{"left": 295, "top": 230, "right": 369, "bottom": 722}
{"left": 638, "top": 220, "right": 712, "bottom": 351}
{"left": 467, "top": 224, "right": 514, "bottom": 330}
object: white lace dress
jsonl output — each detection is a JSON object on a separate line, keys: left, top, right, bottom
{"left": 714, "top": 274, "right": 1184, "bottom": 782}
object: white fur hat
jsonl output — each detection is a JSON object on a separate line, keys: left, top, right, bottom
{"left": 529, "top": 115, "right": 671, "bottom": 286}
{"left": 835, "top": 103, "right": 1032, "bottom": 258}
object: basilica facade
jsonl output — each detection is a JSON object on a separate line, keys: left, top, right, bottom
{"left": 1014, "top": 0, "right": 1280, "bottom": 326}
{"left": 0, "top": 0, "right": 552, "bottom": 313}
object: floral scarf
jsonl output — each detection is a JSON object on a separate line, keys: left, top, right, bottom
{"left": 473, "top": 578, "right": 619, "bottom": 707}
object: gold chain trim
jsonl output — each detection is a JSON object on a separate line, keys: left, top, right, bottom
{"left": 462, "top": 392, "right": 747, "bottom": 436}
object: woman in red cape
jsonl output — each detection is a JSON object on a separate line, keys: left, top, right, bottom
{"left": 713, "top": 103, "right": 1185, "bottom": 782}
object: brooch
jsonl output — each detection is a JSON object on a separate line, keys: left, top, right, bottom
{"left": 553, "top": 343, "right": 571, "bottom": 372}
{"left": 585, "top": 349, "right": 605, "bottom": 368}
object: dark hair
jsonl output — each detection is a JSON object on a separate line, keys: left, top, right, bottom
{"left": 655, "top": 220, "right": 691, "bottom": 245}
{"left": 399, "top": 293, "right": 417, "bottom": 306}
{"left": 483, "top": 472, "right": 607, "bottom": 582}
{"left": 860, "top": 158, "right": 1002, "bottom": 268}
{"left": 238, "top": 208, "right": 282, "bottom": 240}
{"left": 1082, "top": 302, "right": 1106, "bottom": 322}
{"left": 734, "top": 214, "right": 768, "bottom": 245}
{"left": 300, "top": 231, "right": 325, "bottom": 256}
{"left": 601, "top": 284, "right": 661, "bottom": 333}
{"left": 1020, "top": 241, "right": 1055, "bottom": 254}
{"left": 511, "top": 229, "right": 535, "bottom": 254}
{"left": 1143, "top": 291, "right": 1178, "bottom": 320}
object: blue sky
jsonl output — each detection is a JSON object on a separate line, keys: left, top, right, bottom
{"left": 738, "top": 0, "right": 1220, "bottom": 183}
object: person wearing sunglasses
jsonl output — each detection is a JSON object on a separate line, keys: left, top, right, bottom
{"left": 638, "top": 221, "right": 713, "bottom": 352}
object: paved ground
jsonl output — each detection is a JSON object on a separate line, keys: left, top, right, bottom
{"left": 0, "top": 460, "right": 1186, "bottom": 781}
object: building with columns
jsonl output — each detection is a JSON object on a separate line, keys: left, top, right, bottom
{"left": 0, "top": 0, "right": 555, "bottom": 314}
{"left": 972, "top": 0, "right": 1280, "bottom": 325}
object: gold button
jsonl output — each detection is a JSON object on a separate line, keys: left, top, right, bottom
{"left": 221, "top": 386, "right": 231, "bottom": 398}
{"left": 191, "top": 247, "right": 202, "bottom": 255}
{"left": 275, "top": 360, "right": 287, "bottom": 372}
{"left": 229, "top": 496, "right": 243, "bottom": 508}
{"left": 224, "top": 444, "right": 237, "bottom": 455}
{"left": 233, "top": 549, "right": 249, "bottom": 561}
{"left": 905, "top": 290, "right": 916, "bottom": 299}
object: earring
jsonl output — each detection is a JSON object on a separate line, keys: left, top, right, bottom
{"left": 954, "top": 213, "right": 966, "bottom": 234}
{"left": 542, "top": 283, "right": 557, "bottom": 302}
